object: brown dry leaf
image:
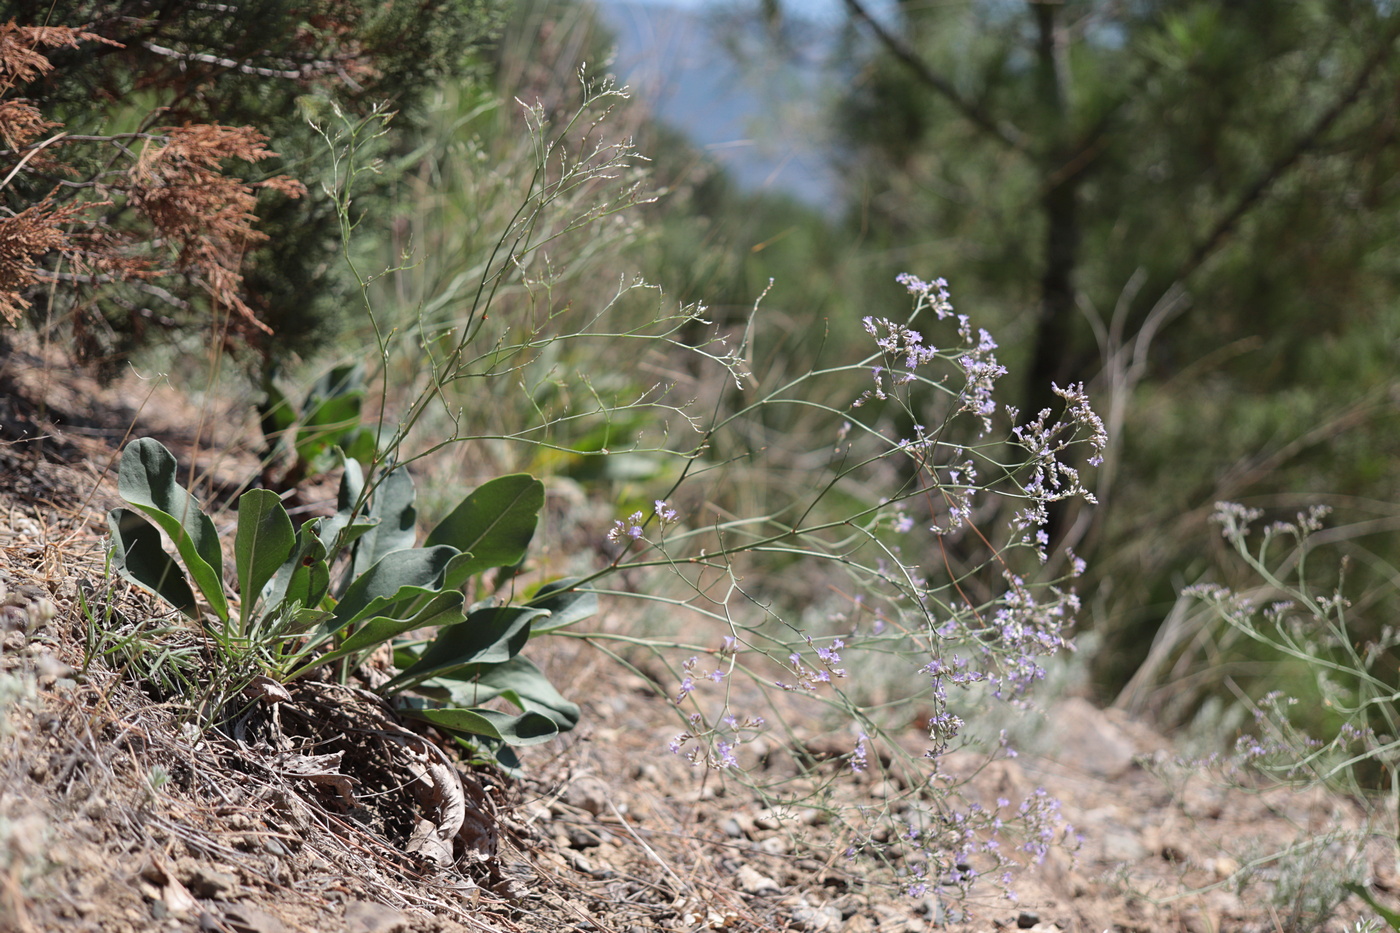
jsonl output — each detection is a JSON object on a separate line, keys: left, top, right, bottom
{"left": 129, "top": 123, "right": 305, "bottom": 336}
{"left": 268, "top": 749, "right": 356, "bottom": 806}
{"left": 242, "top": 674, "right": 293, "bottom": 705}
{"left": 457, "top": 776, "right": 498, "bottom": 865}
{"left": 402, "top": 737, "right": 468, "bottom": 868}
{"left": 0, "top": 196, "right": 88, "bottom": 325}
{"left": 0, "top": 22, "right": 121, "bottom": 93}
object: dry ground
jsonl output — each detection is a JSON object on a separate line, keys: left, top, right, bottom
{"left": 0, "top": 345, "right": 1395, "bottom": 933}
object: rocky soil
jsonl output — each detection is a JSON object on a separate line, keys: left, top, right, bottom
{"left": 0, "top": 349, "right": 1395, "bottom": 933}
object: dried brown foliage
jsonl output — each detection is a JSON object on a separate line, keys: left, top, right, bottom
{"left": 0, "top": 20, "right": 305, "bottom": 353}
{"left": 122, "top": 124, "right": 307, "bottom": 336}
{"left": 0, "top": 195, "right": 85, "bottom": 324}
{"left": 0, "top": 23, "right": 115, "bottom": 158}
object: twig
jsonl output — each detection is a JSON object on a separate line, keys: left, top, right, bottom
{"left": 605, "top": 796, "right": 691, "bottom": 895}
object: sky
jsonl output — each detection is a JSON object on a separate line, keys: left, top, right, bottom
{"left": 594, "top": 0, "right": 851, "bottom": 208}
{"left": 601, "top": 0, "right": 851, "bottom": 26}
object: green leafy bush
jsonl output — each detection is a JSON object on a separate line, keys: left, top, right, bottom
{"left": 107, "top": 436, "right": 587, "bottom": 751}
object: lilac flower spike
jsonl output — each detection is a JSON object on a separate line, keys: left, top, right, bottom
{"left": 605, "top": 509, "right": 647, "bottom": 544}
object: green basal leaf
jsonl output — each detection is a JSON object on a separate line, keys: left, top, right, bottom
{"left": 426, "top": 474, "right": 544, "bottom": 588}
{"left": 308, "top": 580, "right": 458, "bottom": 648}
{"left": 107, "top": 508, "right": 198, "bottom": 616}
{"left": 397, "top": 703, "right": 559, "bottom": 746}
{"left": 318, "top": 453, "right": 375, "bottom": 561}
{"left": 428, "top": 655, "right": 579, "bottom": 731}
{"left": 257, "top": 380, "right": 297, "bottom": 451}
{"left": 295, "top": 363, "right": 366, "bottom": 466}
{"left": 351, "top": 466, "right": 418, "bottom": 578}
{"left": 1343, "top": 883, "right": 1400, "bottom": 929}
{"left": 286, "top": 590, "right": 465, "bottom": 681}
{"left": 306, "top": 362, "right": 365, "bottom": 411}
{"left": 383, "top": 605, "right": 545, "bottom": 692}
{"left": 297, "top": 398, "right": 360, "bottom": 468}
{"left": 234, "top": 489, "right": 294, "bottom": 631}
{"left": 117, "top": 438, "right": 228, "bottom": 622}
{"left": 332, "top": 545, "right": 457, "bottom": 628}
{"left": 338, "top": 455, "right": 365, "bottom": 510}
{"left": 340, "top": 428, "right": 377, "bottom": 465}
{"left": 262, "top": 521, "right": 330, "bottom": 624}
{"left": 525, "top": 578, "right": 597, "bottom": 635}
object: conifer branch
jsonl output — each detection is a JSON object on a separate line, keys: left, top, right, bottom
{"left": 841, "top": 0, "right": 1029, "bottom": 153}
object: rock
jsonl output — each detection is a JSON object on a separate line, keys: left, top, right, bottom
{"left": 758, "top": 836, "right": 789, "bottom": 855}
{"left": 1045, "top": 697, "right": 1139, "bottom": 778}
{"left": 735, "top": 864, "right": 780, "bottom": 894}
{"left": 564, "top": 779, "right": 609, "bottom": 816}
{"left": 212, "top": 901, "right": 288, "bottom": 933}
{"left": 1208, "top": 856, "right": 1240, "bottom": 880}
{"left": 754, "top": 809, "right": 784, "bottom": 830}
{"left": 568, "top": 826, "right": 602, "bottom": 849}
{"left": 791, "top": 904, "right": 843, "bottom": 931}
{"left": 344, "top": 899, "right": 411, "bottom": 933}
{"left": 176, "top": 859, "right": 238, "bottom": 899}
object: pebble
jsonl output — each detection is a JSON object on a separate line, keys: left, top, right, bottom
{"left": 791, "top": 904, "right": 843, "bottom": 931}
{"left": 735, "top": 864, "right": 779, "bottom": 894}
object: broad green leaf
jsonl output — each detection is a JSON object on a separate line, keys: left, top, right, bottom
{"left": 338, "top": 455, "right": 365, "bottom": 510}
{"left": 341, "top": 428, "right": 377, "bottom": 465}
{"left": 296, "top": 395, "right": 361, "bottom": 467}
{"left": 257, "top": 381, "right": 297, "bottom": 450}
{"left": 286, "top": 590, "right": 465, "bottom": 681}
{"left": 305, "top": 363, "right": 365, "bottom": 414}
{"left": 397, "top": 704, "right": 559, "bottom": 746}
{"left": 107, "top": 508, "right": 198, "bottom": 616}
{"left": 310, "top": 580, "right": 457, "bottom": 645}
{"left": 430, "top": 656, "right": 579, "bottom": 731}
{"left": 263, "top": 521, "right": 330, "bottom": 622}
{"left": 332, "top": 545, "right": 457, "bottom": 628}
{"left": 296, "top": 363, "right": 366, "bottom": 465}
{"left": 383, "top": 605, "right": 545, "bottom": 691}
{"left": 1343, "top": 883, "right": 1400, "bottom": 929}
{"left": 426, "top": 474, "right": 544, "bottom": 588}
{"left": 235, "top": 489, "right": 294, "bottom": 630}
{"left": 117, "top": 438, "right": 228, "bottom": 622}
{"left": 352, "top": 466, "right": 418, "bottom": 578}
{"left": 318, "top": 454, "right": 374, "bottom": 562}
{"left": 525, "top": 579, "right": 597, "bottom": 635}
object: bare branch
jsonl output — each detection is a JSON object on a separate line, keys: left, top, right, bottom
{"left": 140, "top": 41, "right": 336, "bottom": 81}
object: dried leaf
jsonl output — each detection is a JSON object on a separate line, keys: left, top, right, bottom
{"left": 402, "top": 737, "right": 467, "bottom": 868}
{"left": 241, "top": 674, "right": 293, "bottom": 705}
{"left": 269, "top": 749, "right": 356, "bottom": 806}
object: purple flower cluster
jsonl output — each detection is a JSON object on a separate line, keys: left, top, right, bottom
{"left": 983, "top": 574, "right": 1076, "bottom": 701}
{"left": 850, "top": 732, "right": 869, "bottom": 773}
{"left": 675, "top": 653, "right": 726, "bottom": 703}
{"left": 1011, "top": 382, "right": 1106, "bottom": 504}
{"left": 774, "top": 636, "right": 849, "bottom": 692}
{"left": 605, "top": 510, "right": 645, "bottom": 544}
{"left": 855, "top": 277, "right": 1013, "bottom": 439}
{"left": 877, "top": 785, "right": 1076, "bottom": 904}
{"left": 955, "top": 318, "right": 1006, "bottom": 436}
{"left": 604, "top": 499, "right": 682, "bottom": 545}
{"left": 1008, "top": 382, "right": 1108, "bottom": 557}
{"left": 669, "top": 708, "right": 766, "bottom": 771}
{"left": 895, "top": 273, "right": 954, "bottom": 317}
